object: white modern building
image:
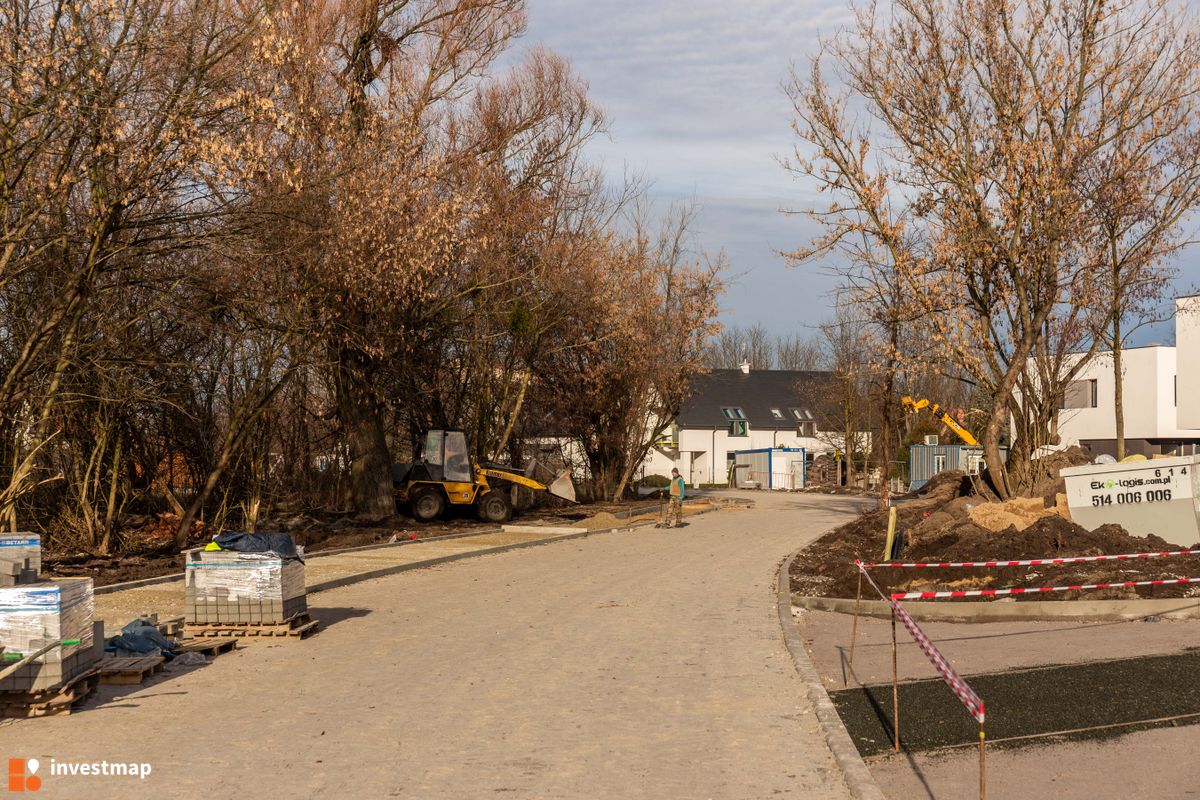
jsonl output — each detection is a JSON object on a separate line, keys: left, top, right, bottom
{"left": 1178, "top": 294, "right": 1200, "bottom": 430}
{"left": 640, "top": 364, "right": 848, "bottom": 487}
{"left": 1044, "top": 297, "right": 1200, "bottom": 457}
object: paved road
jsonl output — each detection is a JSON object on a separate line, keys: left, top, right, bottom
{"left": 6, "top": 491, "right": 868, "bottom": 799}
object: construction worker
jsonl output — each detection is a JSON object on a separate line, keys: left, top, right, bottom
{"left": 665, "top": 467, "right": 685, "bottom": 528}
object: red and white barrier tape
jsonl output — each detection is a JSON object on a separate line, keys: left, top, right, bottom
{"left": 863, "top": 549, "right": 1200, "bottom": 569}
{"left": 891, "top": 599, "right": 985, "bottom": 723}
{"left": 890, "top": 576, "right": 1200, "bottom": 601}
{"left": 857, "top": 563, "right": 985, "bottom": 723}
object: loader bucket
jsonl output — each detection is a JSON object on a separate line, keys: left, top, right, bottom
{"left": 547, "top": 469, "right": 577, "bottom": 503}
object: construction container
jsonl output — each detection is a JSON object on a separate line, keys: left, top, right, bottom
{"left": 732, "top": 447, "right": 806, "bottom": 490}
{"left": 185, "top": 549, "right": 307, "bottom": 625}
{"left": 1060, "top": 454, "right": 1200, "bottom": 541}
{"left": 909, "top": 445, "right": 1008, "bottom": 491}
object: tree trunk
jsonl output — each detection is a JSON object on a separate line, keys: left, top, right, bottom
{"left": 1113, "top": 315, "right": 1125, "bottom": 461}
{"left": 982, "top": 389, "right": 1012, "bottom": 499}
{"left": 491, "top": 370, "right": 530, "bottom": 461}
{"left": 335, "top": 349, "right": 394, "bottom": 517}
{"left": 878, "top": 334, "right": 897, "bottom": 509}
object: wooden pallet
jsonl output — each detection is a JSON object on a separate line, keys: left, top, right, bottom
{"left": 157, "top": 616, "right": 185, "bottom": 638}
{"left": 184, "top": 612, "right": 319, "bottom": 640}
{"left": 0, "top": 669, "right": 99, "bottom": 718}
{"left": 172, "top": 638, "right": 238, "bottom": 657}
{"left": 98, "top": 655, "right": 165, "bottom": 686}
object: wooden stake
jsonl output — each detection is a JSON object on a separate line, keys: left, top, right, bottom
{"left": 846, "top": 570, "right": 863, "bottom": 686}
{"left": 891, "top": 606, "right": 900, "bottom": 752}
{"left": 883, "top": 506, "right": 898, "bottom": 561}
{"left": 979, "top": 723, "right": 986, "bottom": 800}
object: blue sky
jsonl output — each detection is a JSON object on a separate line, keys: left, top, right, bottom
{"left": 516, "top": 0, "right": 1200, "bottom": 344}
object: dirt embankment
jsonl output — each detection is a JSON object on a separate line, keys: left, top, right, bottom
{"left": 791, "top": 453, "right": 1200, "bottom": 602}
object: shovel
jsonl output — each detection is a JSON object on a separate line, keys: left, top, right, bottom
{"left": 0, "top": 639, "right": 82, "bottom": 683}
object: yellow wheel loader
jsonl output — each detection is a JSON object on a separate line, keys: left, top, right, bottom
{"left": 392, "top": 429, "right": 577, "bottom": 524}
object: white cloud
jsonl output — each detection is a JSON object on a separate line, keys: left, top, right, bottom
{"left": 516, "top": 0, "right": 1200, "bottom": 340}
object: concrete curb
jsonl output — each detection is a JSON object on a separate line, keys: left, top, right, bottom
{"left": 92, "top": 527, "right": 507, "bottom": 596}
{"left": 306, "top": 502, "right": 731, "bottom": 594}
{"left": 306, "top": 524, "right": 644, "bottom": 594}
{"left": 92, "top": 500, "right": 729, "bottom": 599}
{"left": 93, "top": 570, "right": 184, "bottom": 595}
{"left": 777, "top": 551, "right": 886, "bottom": 800}
{"left": 793, "top": 593, "right": 1200, "bottom": 622}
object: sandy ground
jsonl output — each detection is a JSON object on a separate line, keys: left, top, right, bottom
{"left": 6, "top": 491, "right": 868, "bottom": 799}
{"left": 870, "top": 727, "right": 1200, "bottom": 799}
{"left": 798, "top": 607, "right": 1200, "bottom": 797}
{"left": 93, "top": 527, "right": 629, "bottom": 634}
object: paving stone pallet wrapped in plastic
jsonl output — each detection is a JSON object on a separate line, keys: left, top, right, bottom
{"left": 0, "top": 620, "right": 103, "bottom": 693}
{"left": 0, "top": 578, "right": 94, "bottom": 664}
{"left": 0, "top": 532, "right": 40, "bottom": 572}
{"left": 185, "top": 549, "right": 306, "bottom": 624}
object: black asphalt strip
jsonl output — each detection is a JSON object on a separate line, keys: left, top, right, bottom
{"left": 831, "top": 650, "right": 1200, "bottom": 756}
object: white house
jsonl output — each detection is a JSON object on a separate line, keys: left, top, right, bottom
{"left": 1038, "top": 296, "right": 1200, "bottom": 458}
{"left": 640, "top": 363, "right": 844, "bottom": 486}
{"left": 1177, "top": 294, "right": 1200, "bottom": 430}
{"left": 1048, "top": 345, "right": 1198, "bottom": 457}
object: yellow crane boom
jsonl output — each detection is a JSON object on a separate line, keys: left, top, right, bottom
{"left": 901, "top": 396, "right": 980, "bottom": 447}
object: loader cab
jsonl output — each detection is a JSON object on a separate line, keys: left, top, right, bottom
{"left": 422, "top": 429, "right": 473, "bottom": 484}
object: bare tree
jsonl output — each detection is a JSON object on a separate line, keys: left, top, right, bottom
{"left": 775, "top": 334, "right": 826, "bottom": 371}
{"left": 786, "top": 0, "right": 1200, "bottom": 498}
{"left": 814, "top": 306, "right": 873, "bottom": 488}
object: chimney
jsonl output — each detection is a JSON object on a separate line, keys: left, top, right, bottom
{"left": 739, "top": 359, "right": 751, "bottom": 374}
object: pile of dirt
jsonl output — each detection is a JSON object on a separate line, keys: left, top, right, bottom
{"left": 967, "top": 495, "right": 1062, "bottom": 532}
{"left": 1029, "top": 444, "right": 1094, "bottom": 498}
{"left": 791, "top": 456, "right": 1200, "bottom": 602}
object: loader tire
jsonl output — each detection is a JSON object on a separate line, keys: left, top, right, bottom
{"left": 476, "top": 490, "right": 512, "bottom": 523}
{"left": 410, "top": 488, "right": 446, "bottom": 522}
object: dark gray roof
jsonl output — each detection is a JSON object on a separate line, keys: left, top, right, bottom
{"left": 676, "top": 369, "right": 833, "bottom": 430}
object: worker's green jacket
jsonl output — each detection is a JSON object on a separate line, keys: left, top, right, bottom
{"left": 669, "top": 476, "right": 685, "bottom": 500}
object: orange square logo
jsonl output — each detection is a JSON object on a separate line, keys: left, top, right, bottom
{"left": 7, "top": 759, "right": 41, "bottom": 792}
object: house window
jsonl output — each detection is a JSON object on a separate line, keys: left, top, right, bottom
{"left": 797, "top": 421, "right": 816, "bottom": 437}
{"left": 1060, "top": 379, "right": 1098, "bottom": 410}
{"left": 934, "top": 454, "right": 947, "bottom": 473}
{"left": 728, "top": 420, "right": 748, "bottom": 437}
{"left": 790, "top": 408, "right": 814, "bottom": 421}
{"left": 721, "top": 407, "right": 745, "bottom": 420}
{"left": 770, "top": 408, "right": 784, "bottom": 420}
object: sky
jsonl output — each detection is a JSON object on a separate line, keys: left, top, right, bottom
{"left": 512, "top": 0, "right": 1200, "bottom": 345}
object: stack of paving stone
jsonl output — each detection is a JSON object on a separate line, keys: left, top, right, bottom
{"left": 0, "top": 578, "right": 100, "bottom": 692}
{"left": 185, "top": 547, "right": 307, "bottom": 626}
{"left": 0, "top": 533, "right": 40, "bottom": 586}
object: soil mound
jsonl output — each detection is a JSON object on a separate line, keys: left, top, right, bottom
{"left": 791, "top": 448, "right": 1197, "bottom": 602}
